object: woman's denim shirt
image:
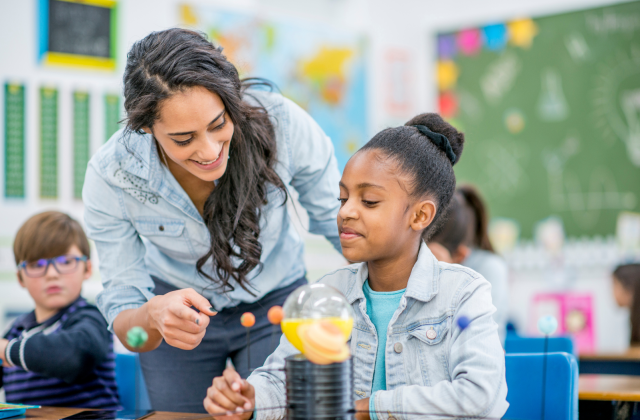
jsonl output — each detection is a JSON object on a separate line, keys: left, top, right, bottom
{"left": 248, "top": 243, "right": 509, "bottom": 419}
{"left": 82, "top": 90, "right": 341, "bottom": 330}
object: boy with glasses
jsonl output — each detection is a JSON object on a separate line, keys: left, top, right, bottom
{"left": 0, "top": 211, "right": 120, "bottom": 409}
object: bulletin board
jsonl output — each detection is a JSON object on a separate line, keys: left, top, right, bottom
{"left": 436, "top": 1, "right": 640, "bottom": 238}
{"left": 38, "top": 0, "right": 117, "bottom": 71}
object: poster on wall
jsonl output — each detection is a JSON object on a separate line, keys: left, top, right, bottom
{"left": 38, "top": 0, "right": 118, "bottom": 71}
{"left": 435, "top": 2, "right": 640, "bottom": 238}
{"left": 73, "top": 91, "right": 90, "bottom": 199}
{"left": 104, "top": 93, "right": 121, "bottom": 141}
{"left": 179, "top": 4, "right": 368, "bottom": 171}
{"left": 385, "top": 49, "right": 413, "bottom": 118}
{"left": 4, "top": 83, "right": 26, "bottom": 199}
{"left": 40, "top": 86, "right": 58, "bottom": 199}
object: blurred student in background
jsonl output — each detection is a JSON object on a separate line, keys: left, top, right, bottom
{"left": 0, "top": 211, "right": 120, "bottom": 409}
{"left": 612, "top": 263, "right": 640, "bottom": 346}
{"left": 426, "top": 185, "right": 509, "bottom": 343}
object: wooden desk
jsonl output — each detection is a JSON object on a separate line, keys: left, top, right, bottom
{"left": 579, "top": 349, "right": 640, "bottom": 376}
{"left": 23, "top": 407, "right": 205, "bottom": 420}
{"left": 579, "top": 374, "right": 640, "bottom": 402}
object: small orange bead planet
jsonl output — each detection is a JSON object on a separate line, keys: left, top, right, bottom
{"left": 267, "top": 306, "right": 284, "bottom": 325}
{"left": 241, "top": 312, "right": 256, "bottom": 328}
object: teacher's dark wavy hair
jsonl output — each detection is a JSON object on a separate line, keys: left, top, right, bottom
{"left": 122, "top": 28, "right": 287, "bottom": 294}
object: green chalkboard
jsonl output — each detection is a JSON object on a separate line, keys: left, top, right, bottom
{"left": 437, "top": 1, "right": 640, "bottom": 238}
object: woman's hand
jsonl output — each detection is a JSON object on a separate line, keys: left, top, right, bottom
{"left": 114, "top": 288, "right": 217, "bottom": 352}
{"left": 204, "top": 368, "right": 255, "bottom": 420}
{"left": 145, "top": 288, "right": 217, "bottom": 350}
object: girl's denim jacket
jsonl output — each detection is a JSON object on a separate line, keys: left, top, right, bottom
{"left": 248, "top": 243, "right": 509, "bottom": 419}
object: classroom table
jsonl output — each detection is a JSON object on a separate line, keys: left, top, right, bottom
{"left": 579, "top": 374, "right": 640, "bottom": 402}
{"left": 579, "top": 348, "right": 640, "bottom": 375}
{"left": 579, "top": 374, "right": 640, "bottom": 420}
{"left": 22, "top": 407, "right": 206, "bottom": 420}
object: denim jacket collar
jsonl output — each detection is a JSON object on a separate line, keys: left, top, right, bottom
{"left": 345, "top": 242, "right": 440, "bottom": 305}
{"left": 121, "top": 131, "right": 154, "bottom": 180}
{"left": 121, "top": 131, "right": 203, "bottom": 223}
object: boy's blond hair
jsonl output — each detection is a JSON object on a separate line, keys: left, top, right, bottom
{"left": 13, "top": 211, "right": 90, "bottom": 264}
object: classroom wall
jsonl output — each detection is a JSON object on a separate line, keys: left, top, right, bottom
{"left": 0, "top": 0, "right": 633, "bottom": 351}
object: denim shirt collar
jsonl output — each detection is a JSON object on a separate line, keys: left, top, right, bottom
{"left": 121, "top": 131, "right": 154, "bottom": 180}
{"left": 121, "top": 131, "right": 203, "bottom": 224}
{"left": 344, "top": 241, "right": 440, "bottom": 305}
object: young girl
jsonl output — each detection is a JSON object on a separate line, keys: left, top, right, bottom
{"left": 612, "top": 263, "right": 640, "bottom": 345}
{"left": 203, "top": 114, "right": 508, "bottom": 419}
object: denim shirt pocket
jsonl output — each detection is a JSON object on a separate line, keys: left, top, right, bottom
{"left": 409, "top": 317, "right": 451, "bottom": 346}
{"left": 406, "top": 317, "right": 452, "bottom": 386}
{"left": 133, "top": 217, "right": 197, "bottom": 260}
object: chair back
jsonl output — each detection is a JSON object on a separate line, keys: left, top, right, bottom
{"left": 115, "top": 353, "right": 152, "bottom": 411}
{"left": 505, "top": 336, "right": 575, "bottom": 356}
{"left": 504, "top": 352, "right": 578, "bottom": 420}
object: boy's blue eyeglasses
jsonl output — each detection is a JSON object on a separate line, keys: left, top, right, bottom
{"left": 18, "top": 255, "right": 88, "bottom": 278}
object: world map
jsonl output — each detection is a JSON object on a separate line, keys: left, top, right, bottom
{"left": 180, "top": 4, "right": 368, "bottom": 171}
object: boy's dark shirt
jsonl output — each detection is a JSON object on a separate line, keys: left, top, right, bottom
{"left": 2, "top": 297, "right": 120, "bottom": 409}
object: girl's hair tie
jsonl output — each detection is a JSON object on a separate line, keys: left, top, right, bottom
{"left": 412, "top": 125, "right": 457, "bottom": 165}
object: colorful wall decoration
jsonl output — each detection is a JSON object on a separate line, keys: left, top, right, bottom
{"left": 73, "top": 91, "right": 90, "bottom": 199}
{"left": 40, "top": 86, "right": 58, "bottom": 199}
{"left": 4, "top": 83, "right": 25, "bottom": 199}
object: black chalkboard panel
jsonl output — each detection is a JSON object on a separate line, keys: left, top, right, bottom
{"left": 48, "top": 0, "right": 111, "bottom": 58}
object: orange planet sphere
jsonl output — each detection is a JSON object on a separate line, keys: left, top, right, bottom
{"left": 240, "top": 312, "right": 256, "bottom": 327}
{"left": 298, "top": 320, "right": 350, "bottom": 365}
{"left": 267, "top": 306, "right": 284, "bottom": 325}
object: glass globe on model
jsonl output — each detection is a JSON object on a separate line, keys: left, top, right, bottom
{"left": 281, "top": 283, "right": 354, "bottom": 352}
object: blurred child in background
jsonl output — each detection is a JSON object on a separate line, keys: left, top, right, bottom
{"left": 427, "top": 185, "right": 509, "bottom": 344}
{"left": 612, "top": 263, "right": 640, "bottom": 346}
{"left": 0, "top": 211, "right": 120, "bottom": 409}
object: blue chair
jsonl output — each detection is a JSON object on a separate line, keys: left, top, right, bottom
{"left": 504, "top": 352, "right": 578, "bottom": 420}
{"left": 505, "top": 336, "right": 575, "bottom": 356}
{"left": 115, "top": 353, "right": 152, "bottom": 411}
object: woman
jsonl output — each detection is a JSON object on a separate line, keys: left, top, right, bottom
{"left": 83, "top": 28, "right": 341, "bottom": 413}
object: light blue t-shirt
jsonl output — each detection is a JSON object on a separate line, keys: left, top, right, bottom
{"left": 363, "top": 280, "right": 405, "bottom": 419}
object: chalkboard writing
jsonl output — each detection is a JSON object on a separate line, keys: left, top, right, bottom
{"left": 436, "top": 1, "right": 640, "bottom": 238}
{"left": 48, "top": 0, "right": 111, "bottom": 58}
{"left": 4, "top": 83, "right": 25, "bottom": 198}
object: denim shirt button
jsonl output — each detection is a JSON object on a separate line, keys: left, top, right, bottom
{"left": 393, "top": 342, "right": 403, "bottom": 353}
{"left": 158, "top": 225, "right": 164, "bottom": 231}
{"left": 427, "top": 328, "right": 437, "bottom": 340}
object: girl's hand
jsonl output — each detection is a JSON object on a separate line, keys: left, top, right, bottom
{"left": 355, "top": 398, "right": 371, "bottom": 420}
{"left": 145, "top": 288, "right": 216, "bottom": 350}
{"left": 204, "top": 368, "right": 255, "bottom": 419}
